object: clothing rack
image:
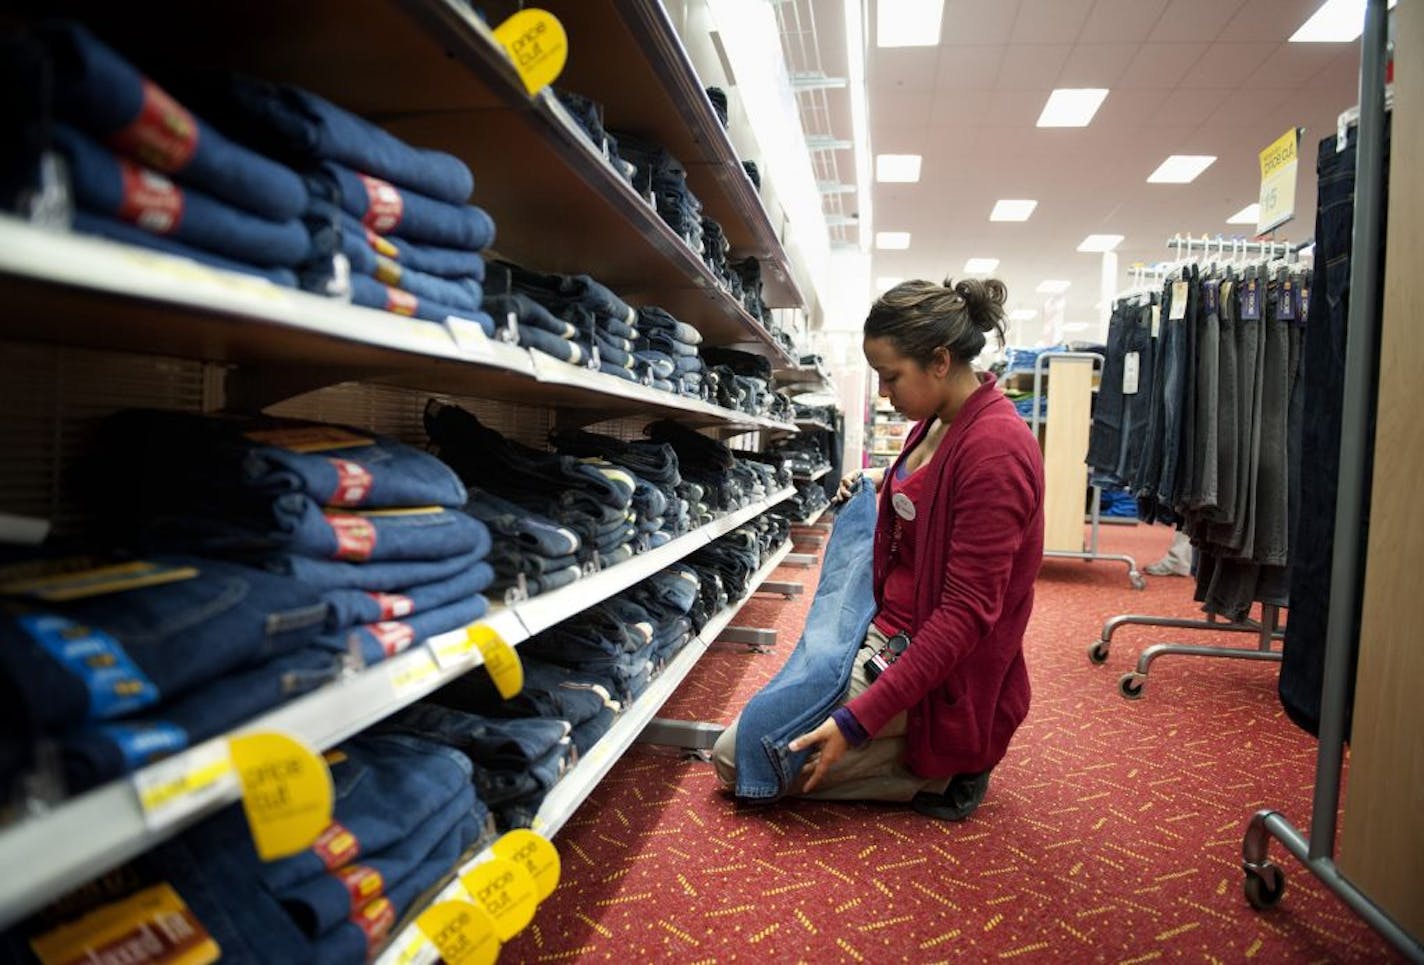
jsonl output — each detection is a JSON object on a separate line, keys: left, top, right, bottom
{"left": 1029, "top": 351, "right": 1144, "bottom": 589}
{"left": 1241, "top": 2, "right": 1424, "bottom": 958}
{"left": 1164, "top": 233, "right": 1311, "bottom": 263}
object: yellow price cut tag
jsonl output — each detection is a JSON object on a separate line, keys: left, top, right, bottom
{"left": 229, "top": 732, "right": 334, "bottom": 861}
{"left": 1257, "top": 127, "right": 1301, "bottom": 234}
{"left": 491, "top": 829, "right": 561, "bottom": 902}
{"left": 415, "top": 901, "right": 500, "bottom": 965}
{"left": 461, "top": 858, "right": 539, "bottom": 941}
{"left": 493, "top": 9, "right": 568, "bottom": 95}
{"left": 469, "top": 624, "right": 523, "bottom": 699}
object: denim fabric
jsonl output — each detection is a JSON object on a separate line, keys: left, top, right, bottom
{"left": 0, "top": 555, "right": 326, "bottom": 734}
{"left": 70, "top": 211, "right": 298, "bottom": 286}
{"left": 518, "top": 324, "right": 583, "bottom": 364}
{"left": 262, "top": 548, "right": 488, "bottom": 593}
{"left": 1228, "top": 269, "right": 1267, "bottom": 558}
{"left": 98, "top": 409, "right": 467, "bottom": 511}
{"left": 319, "top": 592, "right": 489, "bottom": 664}
{"left": 673, "top": 355, "right": 705, "bottom": 376}
{"left": 380, "top": 703, "right": 570, "bottom": 770}
{"left": 734, "top": 482, "right": 877, "bottom": 799}
{"left": 478, "top": 738, "right": 573, "bottom": 809}
{"left": 590, "top": 330, "right": 636, "bottom": 367}
{"left": 53, "top": 124, "right": 309, "bottom": 267}
{"left": 600, "top": 315, "right": 638, "bottom": 341}
{"left": 465, "top": 487, "right": 580, "bottom": 558}
{"left": 341, "top": 212, "right": 486, "bottom": 279}
{"left": 701, "top": 346, "right": 772, "bottom": 380}
{"left": 511, "top": 565, "right": 582, "bottom": 597}
{"left": 278, "top": 783, "right": 478, "bottom": 936}
{"left": 486, "top": 261, "right": 635, "bottom": 326}
{"left": 432, "top": 654, "right": 615, "bottom": 725}
{"left": 1206, "top": 282, "right": 1240, "bottom": 527}
{"left": 311, "top": 162, "right": 493, "bottom": 251}
{"left": 150, "top": 501, "right": 489, "bottom": 564}
{"left": 59, "top": 646, "right": 341, "bottom": 791}
{"left": 549, "top": 430, "right": 681, "bottom": 488}
{"left": 487, "top": 546, "right": 578, "bottom": 578}
{"left": 1087, "top": 303, "right": 1132, "bottom": 476}
{"left": 340, "top": 228, "right": 482, "bottom": 310}
{"left": 322, "top": 562, "right": 493, "bottom": 630}
{"left": 1190, "top": 279, "right": 1222, "bottom": 511}
{"left": 640, "top": 329, "right": 699, "bottom": 358}
{"left": 347, "top": 274, "right": 495, "bottom": 332}
{"left": 483, "top": 293, "right": 578, "bottom": 339}
{"left": 210, "top": 75, "right": 475, "bottom": 205}
{"left": 41, "top": 23, "right": 307, "bottom": 221}
{"left": 594, "top": 359, "right": 639, "bottom": 382}
{"left": 1252, "top": 281, "right": 1293, "bottom": 567}
{"left": 1174, "top": 267, "right": 1201, "bottom": 511}
{"left": 637, "top": 306, "right": 701, "bottom": 344}
{"left": 571, "top": 705, "right": 615, "bottom": 755}
{"left": 1151, "top": 279, "right": 1190, "bottom": 516}
{"left": 635, "top": 350, "right": 676, "bottom": 379}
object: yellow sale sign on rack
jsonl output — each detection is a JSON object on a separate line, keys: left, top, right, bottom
{"left": 416, "top": 901, "right": 500, "bottom": 965}
{"left": 1257, "top": 127, "right": 1301, "bottom": 235}
{"left": 230, "top": 732, "right": 333, "bottom": 861}
{"left": 494, "top": 9, "right": 567, "bottom": 95}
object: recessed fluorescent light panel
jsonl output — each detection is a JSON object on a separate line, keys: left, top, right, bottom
{"left": 876, "top": 154, "right": 923, "bottom": 182}
{"left": 1290, "top": 0, "right": 1397, "bottom": 43}
{"left": 1036, "top": 88, "right": 1109, "bottom": 128}
{"left": 877, "top": 0, "right": 945, "bottom": 48}
{"left": 1009, "top": 309, "right": 1038, "bottom": 321}
{"left": 1147, "top": 155, "right": 1217, "bottom": 184}
{"left": 875, "top": 276, "right": 905, "bottom": 291}
{"left": 1227, "top": 203, "right": 1262, "bottom": 224}
{"left": 990, "top": 199, "right": 1037, "bottom": 222}
{"left": 875, "top": 231, "right": 912, "bottom": 250}
{"left": 963, "top": 258, "right": 1000, "bottom": 273}
{"left": 1077, "top": 234, "right": 1124, "bottom": 252}
{"left": 1036, "top": 280, "right": 1071, "bottom": 294}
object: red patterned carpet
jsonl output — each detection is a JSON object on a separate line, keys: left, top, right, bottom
{"left": 504, "top": 524, "right": 1398, "bottom": 963}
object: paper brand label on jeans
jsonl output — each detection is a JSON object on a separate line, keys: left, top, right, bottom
{"left": 334, "top": 865, "right": 386, "bottom": 907}
{"left": 1169, "top": 281, "right": 1189, "bottom": 321}
{"left": 360, "top": 174, "right": 404, "bottom": 234}
{"left": 1241, "top": 278, "right": 1262, "bottom": 320}
{"left": 370, "top": 621, "right": 417, "bottom": 658}
{"left": 369, "top": 592, "right": 415, "bottom": 620}
{"left": 353, "top": 897, "right": 398, "bottom": 952}
{"left": 117, "top": 162, "right": 184, "bottom": 235}
{"left": 1123, "top": 352, "right": 1141, "bottom": 395}
{"left": 366, "top": 227, "right": 400, "bottom": 258}
{"left": 385, "top": 285, "right": 419, "bottom": 317}
{"left": 1301, "top": 284, "right": 1310, "bottom": 320}
{"left": 19, "top": 613, "right": 160, "bottom": 719}
{"left": 327, "top": 458, "right": 374, "bottom": 506}
{"left": 374, "top": 256, "right": 404, "bottom": 287}
{"left": 28, "top": 882, "right": 219, "bottom": 965}
{"left": 326, "top": 515, "right": 377, "bottom": 562}
{"left": 108, "top": 79, "right": 199, "bottom": 172}
{"left": 99, "top": 720, "right": 189, "bottom": 771}
{"left": 244, "top": 425, "right": 373, "bottom": 453}
{"left": 1278, "top": 279, "right": 1297, "bottom": 321}
{"left": 1203, "top": 280, "right": 1219, "bottom": 316}
{"left": 0, "top": 559, "right": 198, "bottom": 602}
{"left": 313, "top": 821, "right": 361, "bottom": 871}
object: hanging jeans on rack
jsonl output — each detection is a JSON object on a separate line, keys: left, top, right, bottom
{"left": 1189, "top": 278, "right": 1222, "bottom": 513}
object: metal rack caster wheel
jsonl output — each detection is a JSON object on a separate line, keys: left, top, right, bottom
{"left": 1130, "top": 572, "right": 1147, "bottom": 590}
{"left": 1243, "top": 864, "right": 1286, "bottom": 909}
{"left": 1087, "top": 642, "right": 1110, "bottom": 665}
{"left": 1118, "top": 672, "right": 1146, "bottom": 700}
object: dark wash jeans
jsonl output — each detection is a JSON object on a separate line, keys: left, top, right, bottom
{"left": 317, "top": 591, "right": 489, "bottom": 665}
{"left": 322, "top": 561, "right": 493, "bottom": 630}
{"left": 342, "top": 213, "right": 486, "bottom": 279}
{"left": 379, "top": 703, "right": 570, "bottom": 771}
{"left": 311, "top": 162, "right": 494, "bottom": 252}
{"left": 734, "top": 481, "right": 877, "bottom": 799}
{"left": 1282, "top": 126, "right": 1387, "bottom": 738}
{"left": 71, "top": 211, "right": 298, "bottom": 287}
{"left": 0, "top": 554, "right": 326, "bottom": 734}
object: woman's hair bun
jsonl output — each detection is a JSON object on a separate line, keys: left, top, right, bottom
{"left": 949, "top": 278, "right": 1007, "bottom": 333}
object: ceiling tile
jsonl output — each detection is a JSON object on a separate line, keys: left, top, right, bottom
{"left": 994, "top": 44, "right": 1073, "bottom": 89}
{"left": 1199, "top": 85, "right": 1298, "bottom": 129}
{"left": 1091, "top": 87, "right": 1171, "bottom": 126}
{"left": 1242, "top": 43, "right": 1350, "bottom": 90}
{"left": 1057, "top": 43, "right": 1139, "bottom": 87}
{"left": 981, "top": 88, "right": 1053, "bottom": 127}
{"left": 1146, "top": 0, "right": 1248, "bottom": 43}
{"left": 927, "top": 88, "right": 996, "bottom": 127}
{"left": 933, "top": 44, "right": 1006, "bottom": 89}
{"left": 1078, "top": 0, "right": 1170, "bottom": 43}
{"left": 941, "top": 0, "right": 1022, "bottom": 44}
{"left": 1152, "top": 86, "right": 1234, "bottom": 127}
{"left": 1010, "top": 0, "right": 1096, "bottom": 43}
{"left": 1118, "top": 43, "right": 1209, "bottom": 88}
{"left": 1178, "top": 42, "right": 1281, "bottom": 88}
{"left": 1223, "top": 0, "right": 1328, "bottom": 42}
{"left": 870, "top": 89, "right": 936, "bottom": 132}
{"left": 868, "top": 45, "right": 941, "bottom": 93}
{"left": 1306, "top": 49, "right": 1361, "bottom": 90}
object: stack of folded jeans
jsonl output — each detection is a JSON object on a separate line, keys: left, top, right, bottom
{"left": 92, "top": 410, "right": 493, "bottom": 669}
{"left": 485, "top": 261, "right": 644, "bottom": 384}
{"left": 614, "top": 132, "right": 703, "bottom": 253}
{"left": 32, "top": 732, "right": 489, "bottom": 961}
{"left": 622, "top": 563, "right": 702, "bottom": 666}
{"left": 29, "top": 24, "right": 307, "bottom": 286}
{"left": 548, "top": 428, "right": 683, "bottom": 543}
{"left": 186, "top": 70, "right": 496, "bottom": 330}
{"left": 739, "top": 451, "right": 795, "bottom": 492}
{"left": 742, "top": 160, "right": 761, "bottom": 189}
{"left": 430, "top": 654, "right": 620, "bottom": 757}
{"left": 701, "top": 217, "right": 739, "bottom": 291}
{"left": 647, "top": 420, "right": 747, "bottom": 513}
{"left": 769, "top": 432, "right": 832, "bottom": 478}
{"left": 636, "top": 306, "right": 706, "bottom": 398}
{"left": 0, "top": 550, "right": 334, "bottom": 795}
{"left": 768, "top": 391, "right": 795, "bottom": 424}
{"left": 519, "top": 599, "right": 658, "bottom": 704}
{"left": 553, "top": 88, "right": 637, "bottom": 184}
{"left": 788, "top": 479, "right": 831, "bottom": 520}
{"left": 425, "top": 401, "right": 636, "bottom": 574}
{"left": 705, "top": 87, "right": 730, "bottom": 127}
{"left": 376, "top": 703, "right": 574, "bottom": 832}
{"left": 462, "top": 485, "right": 583, "bottom": 600}
{"left": 735, "top": 256, "right": 768, "bottom": 323}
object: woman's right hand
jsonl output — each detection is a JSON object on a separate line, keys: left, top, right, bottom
{"left": 837, "top": 469, "right": 868, "bottom": 502}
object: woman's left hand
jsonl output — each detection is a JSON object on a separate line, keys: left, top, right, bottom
{"left": 789, "top": 718, "right": 848, "bottom": 792}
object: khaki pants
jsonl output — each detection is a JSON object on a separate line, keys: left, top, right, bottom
{"left": 712, "top": 624, "right": 948, "bottom": 802}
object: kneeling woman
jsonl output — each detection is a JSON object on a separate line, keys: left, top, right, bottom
{"left": 714, "top": 278, "right": 1044, "bottom": 819}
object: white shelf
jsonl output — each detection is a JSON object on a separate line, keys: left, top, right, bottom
{"left": 795, "top": 417, "right": 833, "bottom": 432}
{"left": 0, "top": 490, "right": 793, "bottom": 929}
{"left": 374, "top": 537, "right": 794, "bottom": 965}
{"left": 793, "top": 466, "right": 831, "bottom": 483}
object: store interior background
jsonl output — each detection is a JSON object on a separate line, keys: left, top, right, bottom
{"left": 670, "top": 0, "right": 1367, "bottom": 468}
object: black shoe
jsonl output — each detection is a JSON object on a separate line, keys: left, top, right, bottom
{"left": 911, "top": 769, "right": 991, "bottom": 821}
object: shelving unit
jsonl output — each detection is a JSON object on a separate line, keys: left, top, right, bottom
{"left": 793, "top": 465, "right": 831, "bottom": 483}
{"left": 374, "top": 538, "right": 794, "bottom": 965}
{"left": 794, "top": 503, "right": 829, "bottom": 527}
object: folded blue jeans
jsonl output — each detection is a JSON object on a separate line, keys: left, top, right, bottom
{"left": 476, "top": 738, "right": 573, "bottom": 807}
{"left": 0, "top": 554, "right": 327, "bottom": 734}
{"left": 517, "top": 324, "right": 583, "bottom": 364}
{"left": 347, "top": 274, "right": 495, "bottom": 333}
{"left": 213, "top": 75, "right": 475, "bottom": 205}
{"left": 341, "top": 212, "right": 486, "bottom": 279}
{"left": 487, "top": 261, "right": 635, "bottom": 326}
{"left": 482, "top": 292, "right": 577, "bottom": 339}
{"left": 464, "top": 486, "right": 581, "bottom": 558}
{"left": 317, "top": 592, "right": 490, "bottom": 664}
{"left": 313, "top": 162, "right": 494, "bottom": 251}
{"left": 380, "top": 703, "right": 571, "bottom": 770}
{"left": 341, "top": 233, "right": 482, "bottom": 311}
{"left": 41, "top": 23, "right": 307, "bottom": 221}
{"left": 53, "top": 124, "right": 310, "bottom": 267}
{"left": 634, "top": 350, "right": 676, "bottom": 379}
{"left": 488, "top": 546, "right": 579, "bottom": 578}
{"left": 638, "top": 306, "right": 703, "bottom": 344}
{"left": 322, "top": 561, "right": 493, "bottom": 630}
{"left": 71, "top": 211, "right": 297, "bottom": 286}
{"left": 261, "top": 547, "right": 488, "bottom": 593}
{"left": 599, "top": 315, "right": 638, "bottom": 341}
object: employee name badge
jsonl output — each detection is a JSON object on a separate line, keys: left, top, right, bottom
{"left": 892, "top": 491, "right": 916, "bottom": 521}
{"left": 1123, "top": 352, "right": 1141, "bottom": 395}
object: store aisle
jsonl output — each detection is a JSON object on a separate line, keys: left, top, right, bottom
{"left": 504, "top": 525, "right": 1396, "bottom": 963}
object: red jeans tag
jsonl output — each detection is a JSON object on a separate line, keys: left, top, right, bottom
{"left": 313, "top": 822, "right": 361, "bottom": 871}
{"left": 109, "top": 79, "right": 199, "bottom": 171}
{"left": 333, "top": 865, "right": 385, "bottom": 908}
{"left": 368, "top": 592, "right": 415, "bottom": 620}
{"left": 351, "top": 897, "right": 396, "bottom": 951}
{"left": 359, "top": 174, "right": 404, "bottom": 234}
{"left": 327, "top": 459, "right": 373, "bottom": 506}
{"left": 117, "top": 162, "right": 184, "bottom": 235}
{"left": 369, "top": 621, "right": 416, "bottom": 658}
{"left": 327, "top": 515, "right": 376, "bottom": 561}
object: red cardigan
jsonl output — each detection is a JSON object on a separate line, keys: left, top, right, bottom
{"left": 846, "top": 375, "right": 1044, "bottom": 778}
